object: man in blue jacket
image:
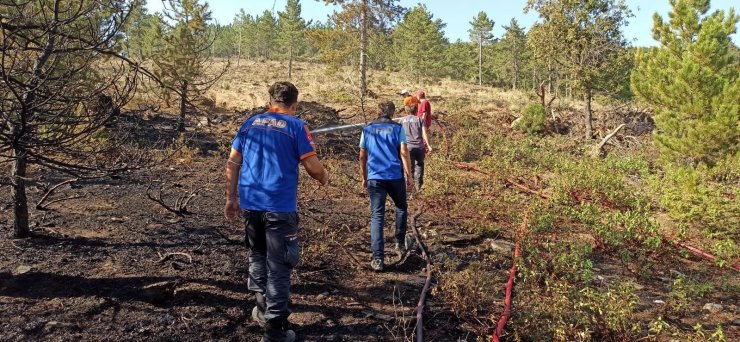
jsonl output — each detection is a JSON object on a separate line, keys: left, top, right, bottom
{"left": 359, "top": 100, "right": 413, "bottom": 272}
{"left": 224, "top": 82, "right": 328, "bottom": 342}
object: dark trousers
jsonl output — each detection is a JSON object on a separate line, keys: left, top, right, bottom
{"left": 409, "top": 147, "right": 425, "bottom": 189}
{"left": 367, "top": 179, "right": 408, "bottom": 260}
{"left": 243, "top": 210, "right": 299, "bottom": 322}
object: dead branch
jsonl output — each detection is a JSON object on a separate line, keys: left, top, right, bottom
{"left": 505, "top": 178, "right": 551, "bottom": 200}
{"left": 146, "top": 182, "right": 208, "bottom": 216}
{"left": 43, "top": 195, "right": 85, "bottom": 208}
{"left": 157, "top": 252, "right": 193, "bottom": 264}
{"left": 452, "top": 162, "right": 493, "bottom": 176}
{"left": 36, "top": 178, "right": 79, "bottom": 210}
{"left": 411, "top": 209, "right": 433, "bottom": 342}
{"left": 590, "top": 124, "right": 626, "bottom": 158}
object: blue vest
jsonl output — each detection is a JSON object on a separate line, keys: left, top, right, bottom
{"left": 231, "top": 112, "right": 316, "bottom": 212}
{"left": 359, "top": 117, "right": 406, "bottom": 180}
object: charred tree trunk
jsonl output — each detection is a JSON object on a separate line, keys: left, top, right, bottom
{"left": 11, "top": 144, "right": 29, "bottom": 238}
{"left": 178, "top": 80, "right": 188, "bottom": 132}
{"left": 359, "top": 0, "right": 368, "bottom": 96}
{"left": 584, "top": 89, "right": 593, "bottom": 140}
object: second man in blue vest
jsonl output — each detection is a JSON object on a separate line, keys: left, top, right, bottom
{"left": 359, "top": 100, "right": 413, "bottom": 272}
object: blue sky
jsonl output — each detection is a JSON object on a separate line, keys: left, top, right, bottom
{"left": 147, "top": 0, "right": 738, "bottom": 47}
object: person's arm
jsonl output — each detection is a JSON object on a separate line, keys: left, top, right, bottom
{"left": 400, "top": 143, "right": 414, "bottom": 189}
{"left": 420, "top": 101, "right": 430, "bottom": 123}
{"left": 359, "top": 148, "right": 368, "bottom": 188}
{"left": 422, "top": 125, "right": 433, "bottom": 153}
{"left": 301, "top": 155, "right": 328, "bottom": 185}
{"left": 224, "top": 148, "right": 242, "bottom": 222}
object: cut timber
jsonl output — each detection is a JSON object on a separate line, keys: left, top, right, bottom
{"left": 590, "top": 124, "right": 626, "bottom": 158}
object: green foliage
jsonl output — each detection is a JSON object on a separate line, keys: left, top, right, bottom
{"left": 435, "top": 258, "right": 503, "bottom": 320}
{"left": 668, "top": 275, "right": 715, "bottom": 315}
{"left": 515, "top": 103, "right": 547, "bottom": 135}
{"left": 649, "top": 164, "right": 739, "bottom": 266}
{"left": 516, "top": 239, "right": 640, "bottom": 340}
{"left": 391, "top": 4, "right": 447, "bottom": 81}
{"left": 468, "top": 11, "right": 494, "bottom": 44}
{"left": 500, "top": 18, "right": 529, "bottom": 90}
{"left": 631, "top": 0, "right": 739, "bottom": 167}
{"left": 442, "top": 41, "right": 476, "bottom": 81}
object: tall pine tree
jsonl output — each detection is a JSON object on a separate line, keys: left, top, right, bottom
{"left": 279, "top": 0, "right": 308, "bottom": 80}
{"left": 527, "top": 0, "right": 631, "bottom": 139}
{"left": 501, "top": 18, "right": 528, "bottom": 90}
{"left": 631, "top": 0, "right": 738, "bottom": 167}
{"left": 392, "top": 4, "right": 447, "bottom": 82}
{"left": 468, "top": 12, "right": 494, "bottom": 86}
{"left": 155, "top": 0, "right": 223, "bottom": 131}
{"left": 321, "top": 0, "right": 403, "bottom": 95}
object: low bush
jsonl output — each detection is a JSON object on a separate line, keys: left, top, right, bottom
{"left": 515, "top": 103, "right": 547, "bottom": 135}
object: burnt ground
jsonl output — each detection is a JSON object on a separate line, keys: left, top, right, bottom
{"left": 0, "top": 107, "right": 468, "bottom": 342}
{"left": 2, "top": 104, "right": 739, "bottom": 341}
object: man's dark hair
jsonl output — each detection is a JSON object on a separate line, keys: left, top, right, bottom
{"left": 269, "top": 81, "right": 299, "bottom": 106}
{"left": 378, "top": 100, "right": 395, "bottom": 117}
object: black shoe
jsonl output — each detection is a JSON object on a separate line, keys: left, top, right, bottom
{"left": 262, "top": 318, "right": 296, "bottom": 342}
{"left": 252, "top": 292, "right": 267, "bottom": 327}
{"left": 370, "top": 258, "right": 384, "bottom": 272}
{"left": 395, "top": 241, "right": 407, "bottom": 259}
{"left": 252, "top": 306, "right": 266, "bottom": 328}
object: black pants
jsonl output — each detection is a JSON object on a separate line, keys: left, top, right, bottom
{"left": 243, "top": 210, "right": 299, "bottom": 322}
{"left": 409, "top": 147, "right": 425, "bottom": 189}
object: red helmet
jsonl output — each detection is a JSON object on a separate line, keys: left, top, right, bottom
{"left": 417, "top": 90, "right": 425, "bottom": 98}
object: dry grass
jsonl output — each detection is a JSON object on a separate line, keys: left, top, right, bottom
{"left": 205, "top": 59, "right": 589, "bottom": 122}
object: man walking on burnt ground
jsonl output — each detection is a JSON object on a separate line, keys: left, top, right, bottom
{"left": 417, "top": 90, "right": 433, "bottom": 133}
{"left": 224, "top": 81, "right": 329, "bottom": 342}
{"left": 359, "top": 100, "right": 414, "bottom": 272}
{"left": 400, "top": 105, "right": 432, "bottom": 191}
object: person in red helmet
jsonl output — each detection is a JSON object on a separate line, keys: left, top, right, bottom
{"left": 416, "top": 90, "right": 432, "bottom": 131}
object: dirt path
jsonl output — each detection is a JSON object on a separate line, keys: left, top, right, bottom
{"left": 0, "top": 125, "right": 468, "bottom": 342}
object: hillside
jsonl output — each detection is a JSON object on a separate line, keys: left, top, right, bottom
{"left": 1, "top": 60, "right": 738, "bottom": 342}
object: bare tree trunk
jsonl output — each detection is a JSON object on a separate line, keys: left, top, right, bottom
{"left": 547, "top": 58, "right": 553, "bottom": 96}
{"left": 478, "top": 35, "right": 483, "bottom": 86}
{"left": 288, "top": 44, "right": 293, "bottom": 81}
{"left": 178, "top": 80, "right": 188, "bottom": 132}
{"left": 237, "top": 29, "right": 242, "bottom": 67}
{"left": 584, "top": 89, "right": 593, "bottom": 140}
{"left": 359, "top": 0, "right": 368, "bottom": 96}
{"left": 11, "top": 144, "right": 29, "bottom": 238}
{"left": 513, "top": 59, "right": 519, "bottom": 90}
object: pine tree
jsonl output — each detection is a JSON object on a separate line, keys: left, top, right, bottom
{"left": 124, "top": 0, "right": 164, "bottom": 62}
{"left": 443, "top": 40, "right": 476, "bottom": 81}
{"left": 392, "top": 4, "right": 447, "bottom": 82}
{"left": 501, "top": 18, "right": 528, "bottom": 90}
{"left": 527, "top": 0, "right": 631, "bottom": 139}
{"left": 1, "top": 0, "right": 141, "bottom": 237}
{"left": 279, "top": 0, "right": 308, "bottom": 80}
{"left": 154, "top": 0, "right": 223, "bottom": 131}
{"left": 255, "top": 10, "right": 278, "bottom": 59}
{"left": 321, "top": 0, "right": 403, "bottom": 95}
{"left": 631, "top": 0, "right": 738, "bottom": 167}
{"left": 468, "top": 12, "right": 494, "bottom": 86}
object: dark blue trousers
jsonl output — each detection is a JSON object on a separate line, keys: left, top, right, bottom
{"left": 243, "top": 210, "right": 299, "bottom": 322}
{"left": 367, "top": 179, "right": 408, "bottom": 260}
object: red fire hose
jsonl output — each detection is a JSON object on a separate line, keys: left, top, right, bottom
{"left": 491, "top": 209, "right": 530, "bottom": 342}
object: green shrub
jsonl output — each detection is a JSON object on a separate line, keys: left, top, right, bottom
{"left": 515, "top": 103, "right": 547, "bottom": 135}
